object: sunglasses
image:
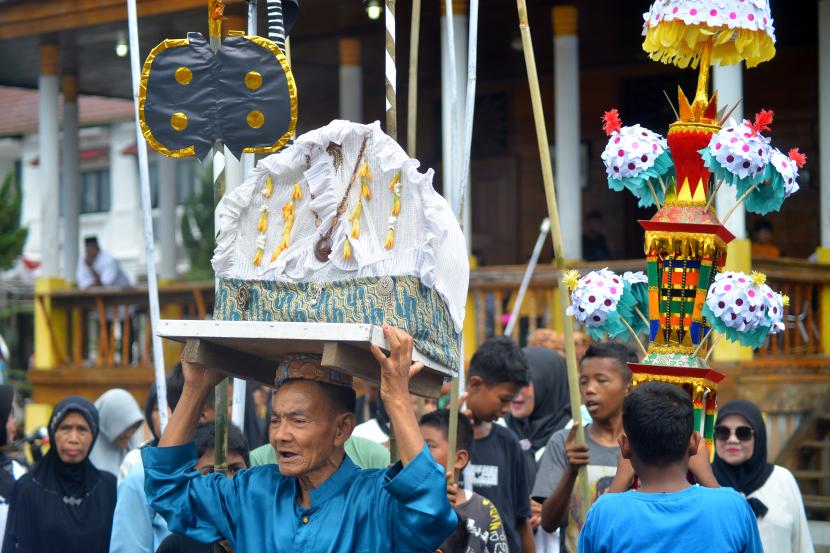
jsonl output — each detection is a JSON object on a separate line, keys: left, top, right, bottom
{"left": 714, "top": 425, "right": 754, "bottom": 442}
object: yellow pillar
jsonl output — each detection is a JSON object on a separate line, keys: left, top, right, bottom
{"left": 34, "top": 277, "right": 69, "bottom": 370}
{"left": 712, "top": 239, "right": 753, "bottom": 362}
{"left": 463, "top": 255, "right": 478, "bottom": 363}
{"left": 817, "top": 247, "right": 830, "bottom": 354}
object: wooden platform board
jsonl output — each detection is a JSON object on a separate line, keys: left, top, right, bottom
{"left": 157, "top": 320, "right": 455, "bottom": 398}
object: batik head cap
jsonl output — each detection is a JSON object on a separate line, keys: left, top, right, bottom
{"left": 274, "top": 354, "right": 354, "bottom": 389}
{"left": 642, "top": 0, "right": 776, "bottom": 69}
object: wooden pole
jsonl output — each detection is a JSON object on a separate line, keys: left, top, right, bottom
{"left": 515, "top": 0, "right": 590, "bottom": 521}
{"left": 406, "top": 0, "right": 421, "bottom": 157}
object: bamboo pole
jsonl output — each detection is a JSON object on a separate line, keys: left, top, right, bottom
{"left": 406, "top": 0, "right": 421, "bottom": 157}
{"left": 515, "top": 0, "right": 590, "bottom": 521}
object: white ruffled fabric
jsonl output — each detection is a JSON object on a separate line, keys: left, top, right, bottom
{"left": 212, "top": 120, "right": 469, "bottom": 331}
{"left": 643, "top": 0, "right": 775, "bottom": 36}
{"left": 601, "top": 124, "right": 668, "bottom": 180}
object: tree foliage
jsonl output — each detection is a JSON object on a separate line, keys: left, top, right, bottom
{"left": 0, "top": 172, "right": 28, "bottom": 271}
{"left": 180, "top": 166, "right": 216, "bottom": 280}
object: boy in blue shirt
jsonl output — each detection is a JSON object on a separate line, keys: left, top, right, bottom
{"left": 578, "top": 382, "right": 762, "bottom": 553}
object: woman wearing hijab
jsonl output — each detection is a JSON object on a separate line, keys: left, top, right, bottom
{"left": 505, "top": 347, "right": 571, "bottom": 553}
{"left": 713, "top": 399, "right": 814, "bottom": 553}
{"left": 0, "top": 386, "right": 25, "bottom": 551}
{"left": 89, "top": 388, "right": 143, "bottom": 477}
{"left": 2, "top": 396, "right": 117, "bottom": 553}
{"left": 506, "top": 347, "right": 571, "bottom": 485}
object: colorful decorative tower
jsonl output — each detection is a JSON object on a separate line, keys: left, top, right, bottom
{"left": 566, "top": 0, "right": 806, "bottom": 452}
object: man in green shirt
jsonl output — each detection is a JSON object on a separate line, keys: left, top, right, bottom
{"left": 250, "top": 435, "right": 390, "bottom": 469}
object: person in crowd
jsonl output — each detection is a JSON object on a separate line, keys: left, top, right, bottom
{"left": 109, "top": 368, "right": 212, "bottom": 553}
{"left": 77, "top": 236, "right": 131, "bottom": 289}
{"left": 142, "top": 326, "right": 456, "bottom": 552}
{"left": 155, "top": 421, "right": 250, "bottom": 553}
{"left": 527, "top": 329, "right": 591, "bottom": 361}
{"left": 506, "top": 347, "right": 571, "bottom": 552}
{"left": 750, "top": 218, "right": 781, "bottom": 258}
{"left": 713, "top": 400, "right": 815, "bottom": 553}
{"left": 533, "top": 342, "right": 636, "bottom": 553}
{"left": 89, "top": 388, "right": 143, "bottom": 477}
{"left": 0, "top": 386, "right": 25, "bottom": 551}
{"left": 578, "top": 383, "right": 763, "bottom": 553}
{"left": 421, "top": 409, "right": 508, "bottom": 553}
{"left": 582, "top": 211, "right": 612, "bottom": 262}
{"left": 463, "top": 336, "right": 534, "bottom": 553}
{"left": 2, "top": 396, "right": 117, "bottom": 553}
{"left": 117, "top": 365, "right": 186, "bottom": 482}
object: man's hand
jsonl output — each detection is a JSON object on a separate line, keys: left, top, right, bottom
{"left": 370, "top": 325, "right": 425, "bottom": 465}
{"left": 446, "top": 473, "right": 460, "bottom": 506}
{"left": 181, "top": 358, "right": 225, "bottom": 392}
{"left": 530, "top": 499, "right": 542, "bottom": 530}
{"left": 688, "top": 441, "right": 720, "bottom": 488}
{"left": 565, "top": 425, "right": 590, "bottom": 474}
{"left": 608, "top": 454, "right": 636, "bottom": 493}
{"left": 371, "top": 325, "right": 423, "bottom": 404}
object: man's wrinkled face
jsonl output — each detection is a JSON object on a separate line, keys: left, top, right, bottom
{"left": 269, "top": 380, "right": 344, "bottom": 478}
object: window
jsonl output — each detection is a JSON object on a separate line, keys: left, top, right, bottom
{"left": 80, "top": 168, "right": 111, "bottom": 213}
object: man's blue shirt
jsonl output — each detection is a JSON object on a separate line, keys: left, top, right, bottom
{"left": 578, "top": 485, "right": 763, "bottom": 553}
{"left": 142, "top": 443, "right": 457, "bottom": 552}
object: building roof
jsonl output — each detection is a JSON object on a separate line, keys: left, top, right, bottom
{"left": 0, "top": 85, "right": 135, "bottom": 137}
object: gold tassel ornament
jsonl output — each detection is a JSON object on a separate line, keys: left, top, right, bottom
{"left": 262, "top": 174, "right": 274, "bottom": 199}
{"left": 384, "top": 228, "right": 395, "bottom": 250}
{"left": 343, "top": 239, "right": 352, "bottom": 260}
{"left": 256, "top": 205, "right": 268, "bottom": 233}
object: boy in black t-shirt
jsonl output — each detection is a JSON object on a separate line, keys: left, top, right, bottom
{"left": 463, "top": 337, "right": 534, "bottom": 552}
{"left": 421, "top": 409, "right": 508, "bottom": 553}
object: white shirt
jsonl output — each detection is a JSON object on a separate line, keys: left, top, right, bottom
{"left": 0, "top": 460, "right": 27, "bottom": 550}
{"left": 77, "top": 250, "right": 131, "bottom": 288}
{"left": 749, "top": 465, "right": 815, "bottom": 553}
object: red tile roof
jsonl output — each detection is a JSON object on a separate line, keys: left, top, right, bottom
{"left": 0, "top": 85, "right": 135, "bottom": 137}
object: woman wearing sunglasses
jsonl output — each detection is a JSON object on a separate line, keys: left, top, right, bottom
{"left": 712, "top": 399, "right": 814, "bottom": 553}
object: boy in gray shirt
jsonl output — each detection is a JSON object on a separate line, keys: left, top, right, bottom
{"left": 531, "top": 343, "right": 636, "bottom": 553}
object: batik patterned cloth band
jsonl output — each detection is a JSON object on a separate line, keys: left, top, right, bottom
{"left": 274, "top": 354, "right": 354, "bottom": 389}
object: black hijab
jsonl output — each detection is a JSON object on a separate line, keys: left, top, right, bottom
{"left": 712, "top": 399, "right": 775, "bottom": 519}
{"left": 2, "top": 396, "right": 117, "bottom": 553}
{"left": 0, "top": 385, "right": 15, "bottom": 501}
{"left": 506, "top": 347, "right": 571, "bottom": 484}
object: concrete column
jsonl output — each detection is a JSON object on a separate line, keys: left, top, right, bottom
{"left": 714, "top": 63, "right": 746, "bottom": 239}
{"left": 339, "top": 38, "right": 363, "bottom": 122}
{"left": 39, "top": 44, "right": 60, "bottom": 277}
{"left": 820, "top": 1, "right": 830, "bottom": 249}
{"left": 223, "top": 147, "right": 243, "bottom": 194}
{"left": 552, "top": 6, "right": 581, "bottom": 259}
{"left": 158, "top": 156, "right": 177, "bottom": 280}
{"left": 712, "top": 63, "right": 752, "bottom": 362}
{"left": 440, "top": 0, "right": 468, "bottom": 226}
{"left": 61, "top": 74, "right": 80, "bottom": 284}
{"left": 817, "top": 1, "right": 830, "bottom": 355}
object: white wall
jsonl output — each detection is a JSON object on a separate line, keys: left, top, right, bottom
{"left": 15, "top": 121, "right": 193, "bottom": 285}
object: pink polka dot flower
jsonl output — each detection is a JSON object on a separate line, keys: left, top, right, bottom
{"left": 600, "top": 108, "right": 673, "bottom": 208}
